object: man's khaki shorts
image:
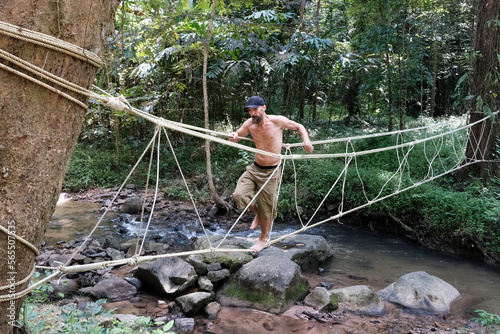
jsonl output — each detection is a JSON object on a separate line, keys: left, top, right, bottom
{"left": 233, "top": 163, "right": 281, "bottom": 221}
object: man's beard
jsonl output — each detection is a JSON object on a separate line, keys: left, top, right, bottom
{"left": 252, "top": 116, "right": 262, "bottom": 124}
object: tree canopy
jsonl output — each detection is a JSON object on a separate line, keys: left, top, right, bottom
{"left": 98, "top": 0, "right": 494, "bottom": 131}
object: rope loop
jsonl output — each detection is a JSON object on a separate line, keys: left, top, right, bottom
{"left": 103, "top": 95, "right": 129, "bottom": 111}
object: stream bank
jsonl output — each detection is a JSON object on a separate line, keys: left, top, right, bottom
{"left": 40, "top": 187, "right": 500, "bottom": 333}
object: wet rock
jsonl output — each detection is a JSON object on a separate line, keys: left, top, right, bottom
{"left": 304, "top": 286, "right": 339, "bottom": 312}
{"left": 185, "top": 254, "right": 207, "bottom": 275}
{"left": 51, "top": 278, "right": 78, "bottom": 296}
{"left": 207, "top": 269, "right": 230, "bottom": 283}
{"left": 204, "top": 301, "right": 221, "bottom": 319}
{"left": 111, "top": 314, "right": 142, "bottom": 329}
{"left": 121, "top": 197, "right": 143, "bottom": 214}
{"left": 193, "top": 235, "right": 254, "bottom": 272}
{"left": 71, "top": 253, "right": 88, "bottom": 264}
{"left": 198, "top": 276, "right": 214, "bottom": 292}
{"left": 89, "top": 239, "right": 102, "bottom": 248}
{"left": 207, "top": 263, "right": 221, "bottom": 271}
{"left": 134, "top": 257, "right": 197, "bottom": 295}
{"left": 176, "top": 291, "right": 215, "bottom": 316}
{"left": 106, "top": 247, "right": 124, "bottom": 261}
{"left": 258, "top": 234, "right": 333, "bottom": 271}
{"left": 48, "top": 253, "right": 73, "bottom": 267}
{"left": 207, "top": 205, "right": 218, "bottom": 218}
{"left": 174, "top": 317, "right": 195, "bottom": 333}
{"left": 80, "top": 277, "right": 137, "bottom": 301}
{"left": 193, "top": 234, "right": 253, "bottom": 250}
{"left": 318, "top": 282, "right": 334, "bottom": 289}
{"left": 377, "top": 271, "right": 460, "bottom": 314}
{"left": 104, "top": 236, "right": 122, "bottom": 250}
{"left": 79, "top": 272, "right": 97, "bottom": 287}
{"left": 217, "top": 256, "right": 310, "bottom": 314}
{"left": 36, "top": 251, "right": 53, "bottom": 266}
{"left": 123, "top": 240, "right": 169, "bottom": 257}
{"left": 88, "top": 251, "right": 107, "bottom": 258}
{"left": 124, "top": 277, "right": 142, "bottom": 290}
{"left": 330, "top": 285, "right": 385, "bottom": 315}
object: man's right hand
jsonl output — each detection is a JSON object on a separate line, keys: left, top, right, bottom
{"left": 228, "top": 132, "right": 239, "bottom": 142}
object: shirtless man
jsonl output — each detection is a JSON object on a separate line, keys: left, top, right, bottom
{"left": 228, "top": 96, "right": 314, "bottom": 252}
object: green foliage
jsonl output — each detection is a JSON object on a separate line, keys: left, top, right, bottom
{"left": 21, "top": 298, "right": 176, "bottom": 334}
{"left": 24, "top": 271, "right": 63, "bottom": 305}
{"left": 68, "top": 0, "right": 500, "bottom": 262}
{"left": 471, "top": 309, "right": 500, "bottom": 334}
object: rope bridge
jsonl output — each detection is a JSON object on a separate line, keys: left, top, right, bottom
{"left": 0, "top": 20, "right": 498, "bottom": 301}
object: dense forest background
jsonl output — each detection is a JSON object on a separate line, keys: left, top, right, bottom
{"left": 65, "top": 0, "right": 500, "bottom": 264}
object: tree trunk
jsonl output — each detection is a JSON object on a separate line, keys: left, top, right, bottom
{"left": 0, "top": 1, "right": 118, "bottom": 332}
{"left": 282, "top": 75, "right": 291, "bottom": 117}
{"left": 203, "top": 0, "right": 227, "bottom": 210}
{"left": 298, "top": 74, "right": 306, "bottom": 121}
{"left": 299, "top": 0, "right": 306, "bottom": 29}
{"left": 464, "top": 0, "right": 500, "bottom": 178}
{"left": 429, "top": 39, "right": 438, "bottom": 118}
{"left": 385, "top": 51, "right": 394, "bottom": 132}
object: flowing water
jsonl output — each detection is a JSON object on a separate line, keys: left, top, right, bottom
{"left": 46, "top": 196, "right": 119, "bottom": 244}
{"left": 47, "top": 196, "right": 500, "bottom": 317}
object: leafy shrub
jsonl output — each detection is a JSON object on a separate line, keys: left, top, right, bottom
{"left": 471, "top": 309, "right": 500, "bottom": 334}
{"left": 21, "top": 298, "right": 176, "bottom": 334}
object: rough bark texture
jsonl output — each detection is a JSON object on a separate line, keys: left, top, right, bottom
{"left": 464, "top": 0, "right": 500, "bottom": 177}
{"left": 0, "top": 0, "right": 118, "bottom": 332}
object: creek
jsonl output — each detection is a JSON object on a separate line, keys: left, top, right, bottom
{"left": 46, "top": 196, "right": 500, "bottom": 318}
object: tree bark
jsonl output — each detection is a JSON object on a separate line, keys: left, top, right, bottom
{"left": 429, "top": 39, "right": 438, "bottom": 118}
{"left": 464, "top": 0, "right": 500, "bottom": 178}
{"left": 203, "top": 0, "right": 227, "bottom": 210}
{"left": 0, "top": 1, "right": 118, "bottom": 332}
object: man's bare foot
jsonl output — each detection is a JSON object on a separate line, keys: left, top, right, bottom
{"left": 250, "top": 240, "right": 266, "bottom": 253}
{"left": 250, "top": 215, "right": 260, "bottom": 230}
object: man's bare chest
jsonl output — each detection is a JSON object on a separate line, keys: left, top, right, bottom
{"left": 249, "top": 123, "right": 281, "bottom": 140}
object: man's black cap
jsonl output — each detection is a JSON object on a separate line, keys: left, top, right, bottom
{"left": 245, "top": 96, "right": 266, "bottom": 109}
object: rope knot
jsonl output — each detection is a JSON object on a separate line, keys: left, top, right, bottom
{"left": 104, "top": 95, "right": 129, "bottom": 111}
{"left": 127, "top": 255, "right": 141, "bottom": 266}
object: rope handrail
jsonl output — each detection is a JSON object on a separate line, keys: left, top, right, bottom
{"left": 0, "top": 20, "right": 102, "bottom": 68}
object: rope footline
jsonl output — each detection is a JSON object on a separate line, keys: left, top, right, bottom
{"left": 0, "top": 248, "right": 253, "bottom": 301}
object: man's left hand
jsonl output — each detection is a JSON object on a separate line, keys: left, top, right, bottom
{"left": 304, "top": 142, "right": 314, "bottom": 154}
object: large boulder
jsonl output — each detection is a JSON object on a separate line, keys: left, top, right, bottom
{"left": 258, "top": 234, "right": 333, "bottom": 271}
{"left": 79, "top": 277, "right": 137, "bottom": 301}
{"left": 193, "top": 235, "right": 253, "bottom": 250}
{"left": 217, "top": 256, "right": 310, "bottom": 314}
{"left": 134, "top": 257, "right": 197, "bottom": 295}
{"left": 176, "top": 291, "right": 215, "bottom": 315}
{"left": 330, "top": 285, "right": 385, "bottom": 315}
{"left": 120, "top": 197, "right": 143, "bottom": 214}
{"left": 192, "top": 235, "right": 254, "bottom": 272}
{"left": 377, "top": 271, "right": 460, "bottom": 314}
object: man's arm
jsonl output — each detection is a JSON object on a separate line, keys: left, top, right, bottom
{"left": 228, "top": 119, "right": 251, "bottom": 143}
{"left": 275, "top": 116, "right": 314, "bottom": 153}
